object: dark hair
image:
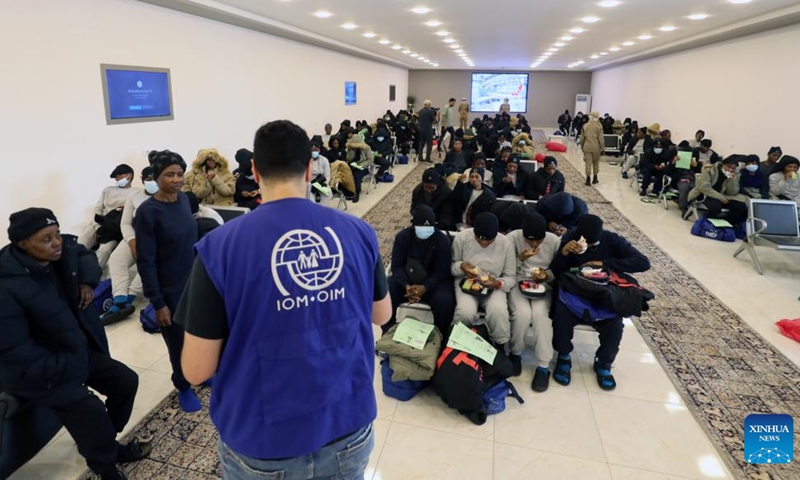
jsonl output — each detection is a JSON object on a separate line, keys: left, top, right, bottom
{"left": 147, "top": 150, "right": 158, "bottom": 165}
{"left": 141, "top": 166, "right": 154, "bottom": 178}
{"left": 678, "top": 140, "right": 691, "bottom": 149}
{"left": 700, "top": 139, "right": 713, "bottom": 148}
{"left": 253, "top": 120, "right": 311, "bottom": 180}
{"left": 500, "top": 146, "right": 512, "bottom": 154}
{"left": 151, "top": 150, "right": 186, "bottom": 179}
{"left": 696, "top": 129, "right": 705, "bottom": 137}
{"left": 449, "top": 97, "right": 456, "bottom": 102}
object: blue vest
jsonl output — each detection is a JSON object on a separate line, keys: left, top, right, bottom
{"left": 196, "top": 198, "right": 379, "bottom": 459}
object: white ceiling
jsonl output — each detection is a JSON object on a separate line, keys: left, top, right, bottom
{"left": 143, "top": 0, "right": 800, "bottom": 71}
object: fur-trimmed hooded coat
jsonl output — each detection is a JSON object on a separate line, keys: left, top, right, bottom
{"left": 512, "top": 133, "right": 535, "bottom": 159}
{"left": 182, "top": 148, "right": 236, "bottom": 206}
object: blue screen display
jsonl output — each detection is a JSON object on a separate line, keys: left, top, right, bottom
{"left": 105, "top": 69, "right": 172, "bottom": 120}
{"left": 345, "top": 81, "right": 357, "bottom": 106}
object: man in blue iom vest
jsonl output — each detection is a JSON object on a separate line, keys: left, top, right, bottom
{"left": 175, "top": 120, "right": 391, "bottom": 479}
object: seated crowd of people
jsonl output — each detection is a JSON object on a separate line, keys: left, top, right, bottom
{"left": 2, "top": 107, "right": 702, "bottom": 479}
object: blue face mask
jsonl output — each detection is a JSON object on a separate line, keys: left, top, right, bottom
{"left": 311, "top": 151, "right": 320, "bottom": 159}
{"left": 377, "top": 137, "right": 385, "bottom": 142}
{"left": 654, "top": 148, "right": 663, "bottom": 155}
{"left": 745, "top": 165, "right": 759, "bottom": 173}
{"left": 415, "top": 226, "right": 435, "bottom": 240}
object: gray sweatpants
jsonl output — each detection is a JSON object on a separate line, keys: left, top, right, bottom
{"left": 108, "top": 241, "right": 143, "bottom": 299}
{"left": 509, "top": 288, "right": 554, "bottom": 366}
{"left": 454, "top": 286, "right": 511, "bottom": 344}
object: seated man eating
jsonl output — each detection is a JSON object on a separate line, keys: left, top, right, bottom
{"left": 451, "top": 213, "right": 516, "bottom": 348}
{"left": 549, "top": 215, "right": 650, "bottom": 391}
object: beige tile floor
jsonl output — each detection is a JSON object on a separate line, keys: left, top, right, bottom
{"left": 15, "top": 135, "right": 799, "bottom": 480}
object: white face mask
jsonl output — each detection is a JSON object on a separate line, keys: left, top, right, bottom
{"left": 653, "top": 148, "right": 663, "bottom": 155}
{"left": 311, "top": 151, "right": 320, "bottom": 159}
{"left": 377, "top": 137, "right": 385, "bottom": 142}
{"left": 143, "top": 180, "right": 158, "bottom": 195}
{"left": 116, "top": 177, "right": 130, "bottom": 188}
{"left": 518, "top": 140, "right": 525, "bottom": 146}
{"left": 745, "top": 165, "right": 759, "bottom": 173}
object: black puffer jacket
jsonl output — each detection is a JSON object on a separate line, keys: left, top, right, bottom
{"left": 0, "top": 235, "right": 108, "bottom": 403}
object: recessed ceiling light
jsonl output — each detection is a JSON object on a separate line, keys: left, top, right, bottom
{"left": 432, "top": 63, "right": 439, "bottom": 67}
{"left": 575, "top": 60, "right": 585, "bottom": 65}
{"left": 418, "top": 56, "right": 426, "bottom": 61}
{"left": 391, "top": 44, "right": 402, "bottom": 50}
{"left": 622, "top": 41, "right": 635, "bottom": 46}
{"left": 362, "top": 32, "right": 376, "bottom": 38}
{"left": 379, "top": 39, "right": 391, "bottom": 45}
{"left": 609, "top": 46, "right": 620, "bottom": 51}
{"left": 638, "top": 34, "right": 653, "bottom": 40}
{"left": 542, "top": 52, "right": 553, "bottom": 57}
{"left": 425, "top": 20, "right": 442, "bottom": 27}
{"left": 548, "top": 48, "right": 559, "bottom": 52}
{"left": 599, "top": 51, "right": 608, "bottom": 55}
{"left": 570, "top": 27, "right": 586, "bottom": 33}
{"left": 443, "top": 37, "right": 455, "bottom": 43}
{"left": 402, "top": 49, "right": 411, "bottom": 54}
{"left": 581, "top": 16, "right": 600, "bottom": 23}
{"left": 411, "top": 6, "right": 431, "bottom": 14}
{"left": 455, "top": 49, "right": 464, "bottom": 53}
{"left": 598, "top": 0, "right": 620, "bottom": 7}
{"left": 659, "top": 25, "right": 677, "bottom": 32}
{"left": 568, "top": 65, "right": 576, "bottom": 69}
{"left": 591, "top": 54, "right": 599, "bottom": 59}
{"left": 729, "top": 0, "right": 752, "bottom": 3}
{"left": 560, "top": 35, "right": 574, "bottom": 41}
{"left": 450, "top": 44, "right": 460, "bottom": 49}
{"left": 434, "top": 30, "right": 449, "bottom": 36}
{"left": 341, "top": 23, "right": 357, "bottom": 30}
{"left": 411, "top": 53, "right": 419, "bottom": 57}
{"left": 554, "top": 42, "right": 566, "bottom": 47}
{"left": 313, "top": 10, "right": 332, "bottom": 18}
{"left": 688, "top": 13, "right": 709, "bottom": 20}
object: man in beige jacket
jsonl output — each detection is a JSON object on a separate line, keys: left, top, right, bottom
{"left": 580, "top": 111, "right": 605, "bottom": 186}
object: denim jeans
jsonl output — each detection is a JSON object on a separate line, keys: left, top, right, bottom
{"left": 219, "top": 424, "right": 374, "bottom": 480}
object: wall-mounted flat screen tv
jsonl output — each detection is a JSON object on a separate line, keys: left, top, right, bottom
{"left": 470, "top": 73, "right": 529, "bottom": 113}
{"left": 345, "top": 81, "right": 357, "bottom": 106}
{"left": 101, "top": 64, "right": 174, "bottom": 125}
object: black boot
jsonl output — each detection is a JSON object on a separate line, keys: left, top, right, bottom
{"left": 100, "top": 469, "right": 127, "bottom": 480}
{"left": 117, "top": 438, "right": 152, "bottom": 464}
{"left": 592, "top": 175, "right": 599, "bottom": 185}
{"left": 585, "top": 176, "right": 591, "bottom": 186}
{"left": 509, "top": 354, "right": 522, "bottom": 377}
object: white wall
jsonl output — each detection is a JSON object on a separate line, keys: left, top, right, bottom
{"left": 0, "top": 0, "right": 408, "bottom": 235}
{"left": 590, "top": 23, "right": 800, "bottom": 158}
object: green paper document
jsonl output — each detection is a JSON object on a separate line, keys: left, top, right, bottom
{"left": 446, "top": 322, "right": 497, "bottom": 364}
{"left": 708, "top": 218, "right": 733, "bottom": 228}
{"left": 312, "top": 182, "right": 331, "bottom": 196}
{"left": 676, "top": 151, "right": 692, "bottom": 170}
{"left": 350, "top": 162, "right": 364, "bottom": 170}
{"left": 393, "top": 318, "right": 434, "bottom": 350}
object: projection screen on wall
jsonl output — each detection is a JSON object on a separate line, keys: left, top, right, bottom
{"left": 470, "top": 73, "right": 529, "bottom": 113}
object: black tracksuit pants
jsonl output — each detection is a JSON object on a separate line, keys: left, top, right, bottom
{"left": 36, "top": 349, "right": 138, "bottom": 474}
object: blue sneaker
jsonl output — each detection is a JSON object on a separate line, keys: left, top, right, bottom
{"left": 178, "top": 388, "right": 201, "bottom": 412}
{"left": 126, "top": 294, "right": 137, "bottom": 306}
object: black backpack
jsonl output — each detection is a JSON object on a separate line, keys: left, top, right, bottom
{"left": 432, "top": 325, "right": 515, "bottom": 425}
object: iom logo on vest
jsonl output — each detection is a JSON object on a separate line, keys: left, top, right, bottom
{"left": 744, "top": 413, "right": 793, "bottom": 464}
{"left": 271, "top": 227, "right": 346, "bottom": 311}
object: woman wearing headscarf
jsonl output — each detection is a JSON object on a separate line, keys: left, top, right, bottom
{"left": 182, "top": 148, "right": 236, "bottom": 206}
{"left": 526, "top": 156, "right": 565, "bottom": 200}
{"left": 135, "top": 150, "right": 202, "bottom": 413}
{"left": 769, "top": 155, "right": 800, "bottom": 204}
{"left": 233, "top": 148, "right": 260, "bottom": 210}
{"left": 451, "top": 167, "right": 496, "bottom": 228}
